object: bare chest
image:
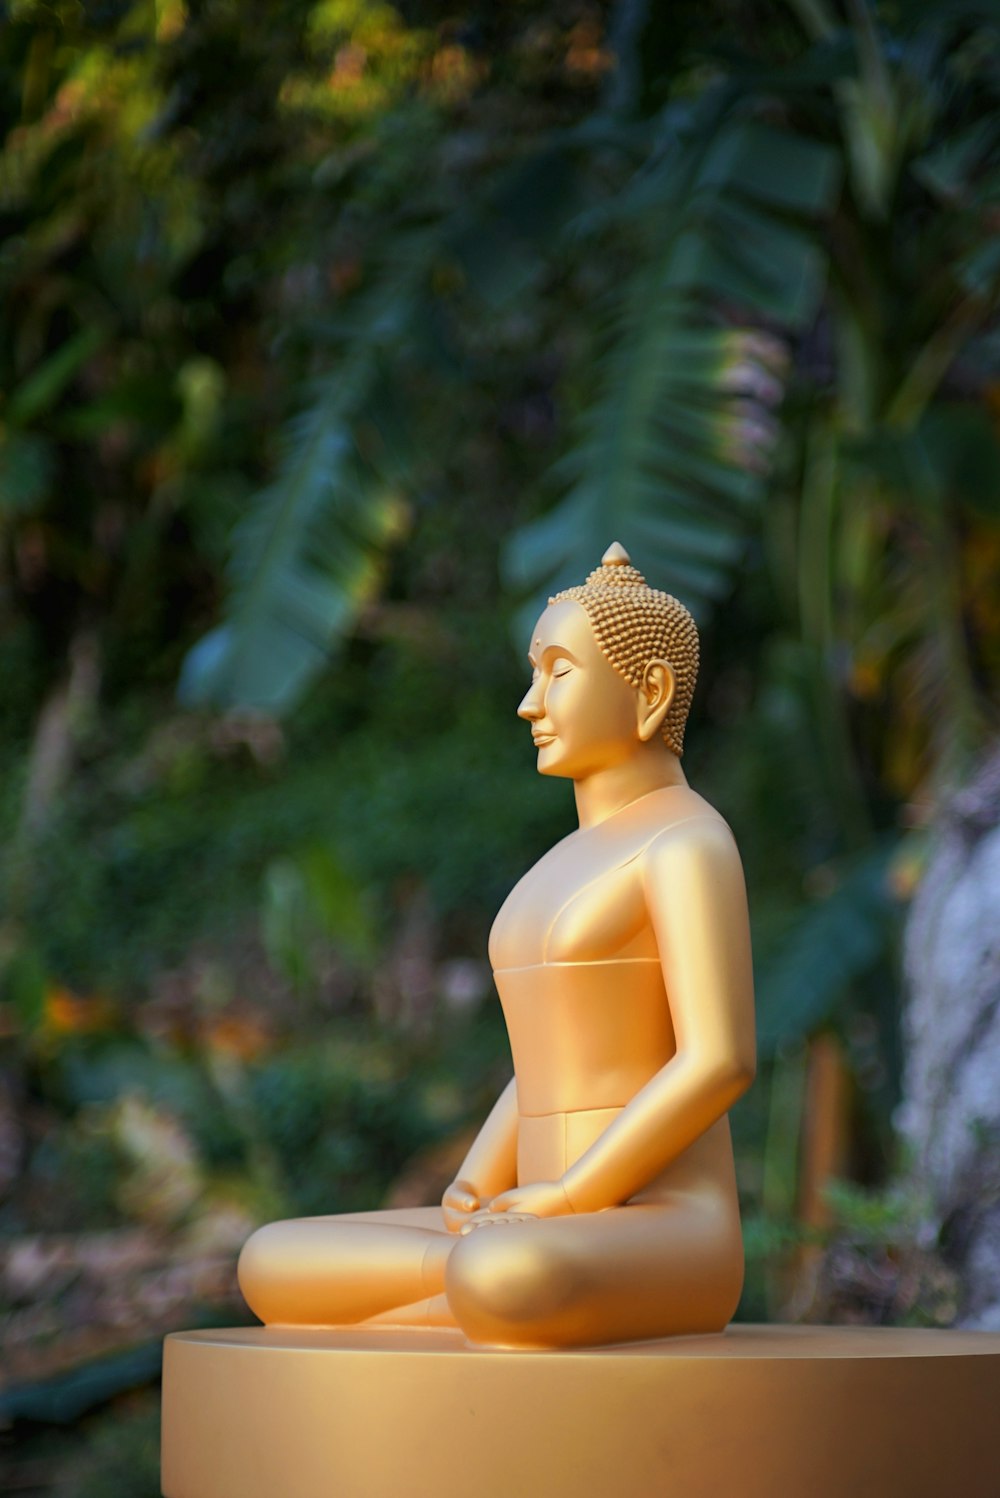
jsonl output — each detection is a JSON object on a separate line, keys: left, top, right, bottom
{"left": 488, "top": 827, "right": 659, "bottom": 968}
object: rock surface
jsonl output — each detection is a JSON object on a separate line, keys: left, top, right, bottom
{"left": 901, "top": 750, "right": 1000, "bottom": 1330}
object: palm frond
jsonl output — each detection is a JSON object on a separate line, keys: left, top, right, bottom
{"left": 503, "top": 109, "right": 839, "bottom": 635}
{"left": 179, "top": 236, "right": 433, "bottom": 714}
{"left": 755, "top": 843, "right": 900, "bottom": 1056}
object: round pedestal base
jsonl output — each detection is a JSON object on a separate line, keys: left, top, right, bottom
{"left": 161, "top": 1323, "right": 1000, "bottom": 1497}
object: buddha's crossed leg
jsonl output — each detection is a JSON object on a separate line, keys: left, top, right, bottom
{"left": 446, "top": 1197, "right": 743, "bottom": 1346}
{"left": 238, "top": 1208, "right": 452, "bottom": 1327}
{"left": 238, "top": 1195, "right": 743, "bottom": 1348}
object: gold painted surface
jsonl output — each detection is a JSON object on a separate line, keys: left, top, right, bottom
{"left": 493, "top": 961, "right": 673, "bottom": 1116}
{"left": 237, "top": 545, "right": 757, "bottom": 1348}
{"left": 162, "top": 1324, "right": 1000, "bottom": 1498}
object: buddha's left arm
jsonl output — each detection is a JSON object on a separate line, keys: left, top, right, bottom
{"left": 560, "top": 815, "right": 756, "bottom": 1215}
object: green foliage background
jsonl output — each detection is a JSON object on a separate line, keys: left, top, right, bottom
{"left": 1, "top": 0, "right": 999, "bottom": 1488}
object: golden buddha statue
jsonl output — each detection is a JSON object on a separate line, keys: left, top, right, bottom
{"left": 238, "top": 543, "right": 756, "bottom": 1348}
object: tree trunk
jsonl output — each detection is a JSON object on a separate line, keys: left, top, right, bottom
{"left": 901, "top": 749, "right": 1000, "bottom": 1330}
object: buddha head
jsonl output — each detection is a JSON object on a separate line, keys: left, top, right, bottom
{"left": 517, "top": 543, "right": 699, "bottom": 779}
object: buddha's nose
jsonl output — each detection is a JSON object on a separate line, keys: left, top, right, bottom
{"left": 517, "top": 683, "right": 543, "bottom": 720}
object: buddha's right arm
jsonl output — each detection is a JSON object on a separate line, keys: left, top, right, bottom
{"left": 560, "top": 818, "right": 756, "bottom": 1215}
{"left": 454, "top": 1076, "right": 519, "bottom": 1200}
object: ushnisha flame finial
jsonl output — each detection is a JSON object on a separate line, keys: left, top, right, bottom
{"left": 550, "top": 543, "right": 699, "bottom": 756}
{"left": 601, "top": 541, "right": 631, "bottom": 566}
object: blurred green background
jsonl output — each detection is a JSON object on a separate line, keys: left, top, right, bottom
{"left": 2, "top": 0, "right": 1000, "bottom": 1490}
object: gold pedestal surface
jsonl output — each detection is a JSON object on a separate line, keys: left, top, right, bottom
{"left": 161, "top": 1323, "right": 1000, "bottom": 1497}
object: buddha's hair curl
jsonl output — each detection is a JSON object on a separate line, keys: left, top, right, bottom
{"left": 550, "top": 545, "right": 699, "bottom": 757}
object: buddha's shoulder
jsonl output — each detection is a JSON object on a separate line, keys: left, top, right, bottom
{"left": 631, "top": 790, "right": 733, "bottom": 862}
{"left": 580, "top": 785, "right": 733, "bottom": 866}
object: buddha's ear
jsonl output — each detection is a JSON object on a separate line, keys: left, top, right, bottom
{"left": 637, "top": 660, "right": 675, "bottom": 742}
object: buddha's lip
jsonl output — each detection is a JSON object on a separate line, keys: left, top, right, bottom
{"left": 532, "top": 733, "right": 556, "bottom": 746}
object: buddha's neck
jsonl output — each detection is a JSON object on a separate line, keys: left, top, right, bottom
{"left": 573, "top": 743, "right": 688, "bottom": 830}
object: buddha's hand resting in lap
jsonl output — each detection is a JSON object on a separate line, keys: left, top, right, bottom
{"left": 459, "top": 1179, "right": 575, "bottom": 1233}
{"left": 441, "top": 1178, "right": 483, "bottom": 1233}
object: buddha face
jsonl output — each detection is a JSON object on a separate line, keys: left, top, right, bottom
{"left": 517, "top": 600, "right": 645, "bottom": 779}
